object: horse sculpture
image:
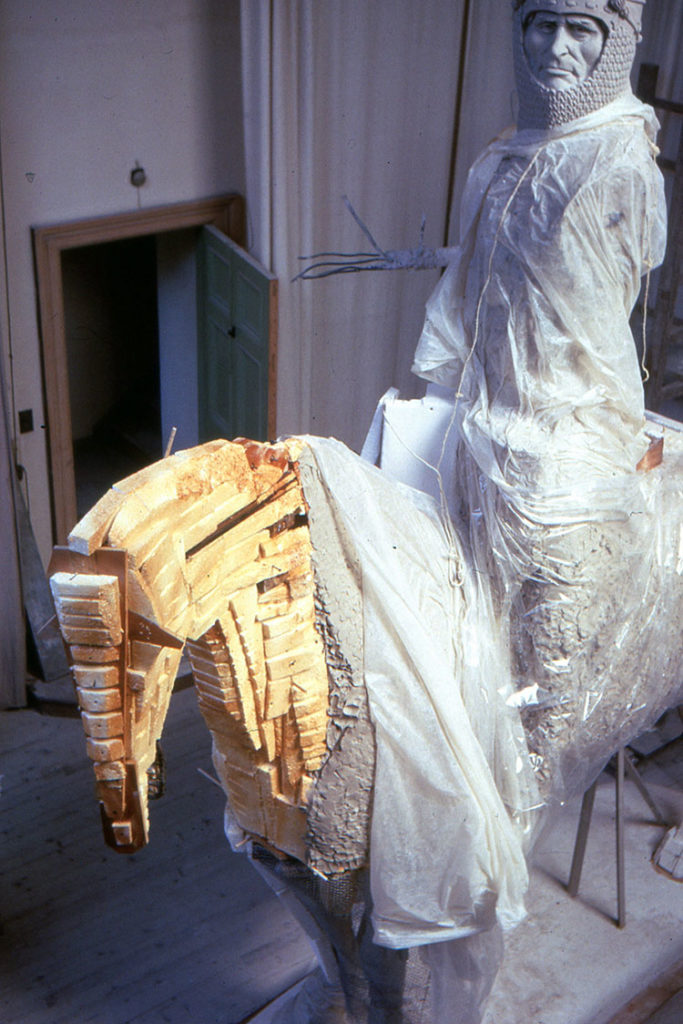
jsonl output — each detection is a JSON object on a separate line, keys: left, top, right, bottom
{"left": 48, "top": 436, "right": 373, "bottom": 877}
{"left": 48, "top": 417, "right": 683, "bottom": 1022}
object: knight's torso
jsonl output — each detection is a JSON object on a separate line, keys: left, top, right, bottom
{"left": 455, "top": 110, "right": 665, "bottom": 494}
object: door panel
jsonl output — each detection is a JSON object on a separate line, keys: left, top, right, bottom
{"left": 206, "top": 317, "right": 234, "bottom": 439}
{"left": 198, "top": 225, "right": 277, "bottom": 443}
{"left": 233, "top": 342, "right": 265, "bottom": 441}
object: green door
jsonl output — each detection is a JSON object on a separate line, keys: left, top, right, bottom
{"left": 197, "top": 225, "right": 277, "bottom": 443}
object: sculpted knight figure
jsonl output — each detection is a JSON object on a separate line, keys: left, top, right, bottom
{"left": 410, "top": 0, "right": 670, "bottom": 801}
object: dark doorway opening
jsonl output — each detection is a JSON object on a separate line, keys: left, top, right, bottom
{"left": 62, "top": 236, "right": 161, "bottom": 516}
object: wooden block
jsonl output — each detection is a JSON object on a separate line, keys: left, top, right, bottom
{"left": 211, "top": 726, "right": 265, "bottom": 775}
{"left": 127, "top": 668, "right": 147, "bottom": 693}
{"left": 50, "top": 571, "right": 119, "bottom": 603}
{"left": 230, "top": 591, "right": 266, "bottom": 712}
{"left": 107, "top": 493, "right": 156, "bottom": 550}
{"left": 189, "top": 592, "right": 234, "bottom": 640}
{"left": 86, "top": 736, "right": 125, "bottom": 762}
{"left": 96, "top": 779, "right": 125, "bottom": 818}
{"left": 81, "top": 710, "right": 124, "bottom": 739}
{"left": 266, "top": 645, "right": 320, "bottom": 682}
{"left": 126, "top": 471, "right": 178, "bottom": 516}
{"left": 164, "top": 604, "right": 194, "bottom": 639}
{"left": 258, "top": 717, "right": 277, "bottom": 761}
{"left": 109, "top": 455, "right": 175, "bottom": 495}
{"left": 213, "top": 760, "right": 266, "bottom": 838}
{"left": 177, "top": 481, "right": 256, "bottom": 551}
{"left": 287, "top": 570, "right": 315, "bottom": 601}
{"left": 67, "top": 487, "right": 124, "bottom": 555}
{"left": 126, "top": 569, "right": 161, "bottom": 623}
{"left": 171, "top": 440, "right": 252, "bottom": 498}
{"left": 256, "top": 547, "right": 310, "bottom": 586}
{"left": 130, "top": 647, "right": 181, "bottom": 718}
{"left": 185, "top": 533, "right": 263, "bottom": 600}
{"left": 256, "top": 583, "right": 293, "bottom": 621}
{"left": 56, "top": 596, "right": 104, "bottom": 618}
{"left": 93, "top": 760, "right": 126, "bottom": 781}
{"left": 264, "top": 621, "right": 312, "bottom": 660}
{"left": 185, "top": 648, "right": 229, "bottom": 682}
{"left": 272, "top": 715, "right": 284, "bottom": 758}
{"left": 196, "top": 688, "right": 242, "bottom": 718}
{"left": 257, "top": 762, "right": 281, "bottom": 802}
{"left": 298, "top": 773, "right": 314, "bottom": 807}
{"left": 261, "top": 599, "right": 312, "bottom": 640}
{"left": 130, "top": 639, "right": 163, "bottom": 673}
{"left": 197, "top": 703, "right": 241, "bottom": 735}
{"left": 77, "top": 687, "right": 122, "bottom": 713}
{"left": 62, "top": 625, "right": 120, "bottom": 647}
{"left": 70, "top": 645, "right": 121, "bottom": 663}
{"left": 73, "top": 665, "right": 119, "bottom": 689}
{"left": 229, "top": 587, "right": 258, "bottom": 631}
{"left": 137, "top": 534, "right": 188, "bottom": 603}
{"left": 141, "top": 593, "right": 186, "bottom": 641}
{"left": 111, "top": 822, "right": 134, "bottom": 846}
{"left": 291, "top": 664, "right": 328, "bottom": 704}
{"left": 264, "top": 678, "right": 293, "bottom": 720}
{"left": 280, "top": 731, "right": 305, "bottom": 796}
{"left": 200, "top": 706, "right": 260, "bottom": 750}
{"left": 653, "top": 825, "right": 683, "bottom": 879}
{"left": 216, "top": 615, "right": 259, "bottom": 738}
{"left": 186, "top": 488, "right": 301, "bottom": 571}
{"left": 50, "top": 572, "right": 122, "bottom": 645}
{"left": 259, "top": 524, "right": 311, "bottom": 561}
{"left": 125, "top": 527, "right": 175, "bottom": 573}
{"left": 264, "top": 793, "right": 307, "bottom": 863}
{"left": 170, "top": 438, "right": 227, "bottom": 460}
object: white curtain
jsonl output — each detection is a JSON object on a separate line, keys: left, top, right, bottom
{"left": 241, "top": 0, "right": 466, "bottom": 452}
{"left": 447, "top": 8, "right": 516, "bottom": 243}
{"left": 638, "top": 1, "right": 683, "bottom": 164}
{"left": 640, "top": 0, "right": 683, "bottom": 101}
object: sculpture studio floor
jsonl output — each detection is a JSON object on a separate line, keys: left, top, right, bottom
{"left": 1, "top": 683, "right": 682, "bottom": 1024}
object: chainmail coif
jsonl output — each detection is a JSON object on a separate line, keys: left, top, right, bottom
{"left": 512, "top": 0, "right": 646, "bottom": 129}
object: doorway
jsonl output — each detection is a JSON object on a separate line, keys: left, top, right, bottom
{"left": 33, "top": 195, "right": 246, "bottom": 544}
{"left": 64, "top": 235, "right": 161, "bottom": 517}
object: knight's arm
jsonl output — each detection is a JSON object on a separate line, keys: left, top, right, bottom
{"left": 294, "top": 197, "right": 457, "bottom": 280}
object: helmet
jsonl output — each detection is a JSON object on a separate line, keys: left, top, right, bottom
{"left": 512, "top": 0, "right": 647, "bottom": 128}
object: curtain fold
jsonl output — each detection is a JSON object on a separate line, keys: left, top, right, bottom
{"left": 241, "top": 0, "right": 466, "bottom": 452}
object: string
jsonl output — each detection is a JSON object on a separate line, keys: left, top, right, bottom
{"left": 639, "top": 137, "right": 660, "bottom": 384}
{"left": 424, "top": 145, "right": 546, "bottom": 585}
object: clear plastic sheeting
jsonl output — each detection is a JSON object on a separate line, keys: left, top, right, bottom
{"left": 248, "top": 835, "right": 506, "bottom": 1024}
{"left": 408, "top": 91, "right": 681, "bottom": 805}
{"left": 280, "top": 91, "right": 683, "bottom": 1021}
{"left": 369, "top": 400, "right": 683, "bottom": 806}
{"left": 302, "top": 438, "right": 538, "bottom": 950}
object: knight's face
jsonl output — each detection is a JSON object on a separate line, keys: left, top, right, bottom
{"left": 523, "top": 12, "right": 606, "bottom": 91}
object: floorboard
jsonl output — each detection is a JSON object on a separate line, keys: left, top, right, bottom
{"left": 0, "top": 687, "right": 317, "bottom": 1024}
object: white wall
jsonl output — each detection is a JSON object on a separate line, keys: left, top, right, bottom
{"left": 0, "top": 0, "right": 245, "bottom": 563}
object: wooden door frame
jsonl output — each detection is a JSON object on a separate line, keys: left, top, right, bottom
{"left": 33, "top": 194, "right": 249, "bottom": 544}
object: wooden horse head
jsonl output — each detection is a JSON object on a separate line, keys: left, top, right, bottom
{"left": 49, "top": 439, "right": 330, "bottom": 860}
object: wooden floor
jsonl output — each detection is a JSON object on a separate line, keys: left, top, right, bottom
{"left": 0, "top": 686, "right": 317, "bottom": 1024}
